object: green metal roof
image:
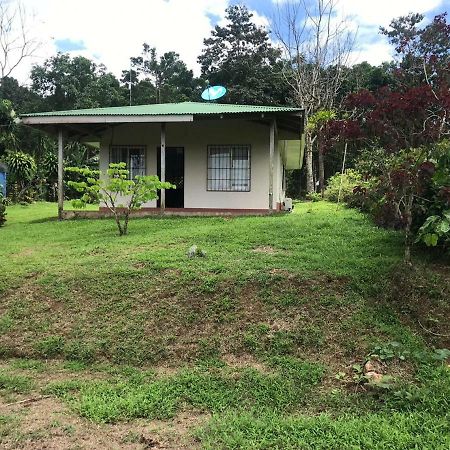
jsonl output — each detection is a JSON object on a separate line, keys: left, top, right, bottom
{"left": 21, "top": 101, "right": 302, "bottom": 117}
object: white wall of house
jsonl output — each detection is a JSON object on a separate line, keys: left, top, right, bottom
{"left": 99, "top": 118, "right": 292, "bottom": 210}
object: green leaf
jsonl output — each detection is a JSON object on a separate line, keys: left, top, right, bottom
{"left": 432, "top": 348, "right": 450, "bottom": 361}
{"left": 424, "top": 233, "right": 439, "bottom": 247}
{"left": 438, "top": 219, "right": 450, "bottom": 234}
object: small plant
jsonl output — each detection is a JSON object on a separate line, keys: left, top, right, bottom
{"left": 187, "top": 245, "right": 207, "bottom": 258}
{"left": 324, "top": 169, "right": 366, "bottom": 203}
{"left": 351, "top": 363, "right": 366, "bottom": 384}
{"left": 305, "top": 192, "right": 322, "bottom": 202}
{"left": 67, "top": 163, "right": 175, "bottom": 235}
{"left": 415, "top": 210, "right": 450, "bottom": 248}
{"left": 0, "top": 196, "right": 6, "bottom": 227}
{"left": 369, "top": 341, "right": 409, "bottom": 361}
{"left": 432, "top": 348, "right": 450, "bottom": 361}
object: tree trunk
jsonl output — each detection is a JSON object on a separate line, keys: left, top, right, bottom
{"left": 114, "top": 212, "right": 124, "bottom": 236}
{"left": 404, "top": 191, "right": 414, "bottom": 265}
{"left": 123, "top": 210, "right": 130, "bottom": 235}
{"left": 318, "top": 147, "right": 325, "bottom": 196}
{"left": 305, "top": 130, "right": 314, "bottom": 194}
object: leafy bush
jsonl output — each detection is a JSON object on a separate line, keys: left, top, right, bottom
{"left": 305, "top": 192, "right": 322, "bottom": 202}
{"left": 416, "top": 211, "right": 450, "bottom": 248}
{"left": 0, "top": 195, "right": 6, "bottom": 227}
{"left": 341, "top": 141, "right": 450, "bottom": 256}
{"left": 414, "top": 142, "right": 450, "bottom": 250}
{"left": 3, "top": 151, "right": 37, "bottom": 203}
{"left": 67, "top": 163, "right": 174, "bottom": 235}
{"left": 64, "top": 165, "right": 100, "bottom": 201}
{"left": 38, "top": 152, "right": 59, "bottom": 201}
{"left": 324, "top": 169, "right": 365, "bottom": 203}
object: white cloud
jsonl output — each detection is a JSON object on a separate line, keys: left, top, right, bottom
{"left": 335, "top": 0, "right": 443, "bottom": 28}
{"left": 249, "top": 9, "right": 270, "bottom": 29}
{"left": 7, "top": 0, "right": 448, "bottom": 84}
{"left": 217, "top": 7, "right": 269, "bottom": 29}
{"left": 338, "top": 0, "right": 445, "bottom": 64}
{"left": 13, "top": 0, "right": 230, "bottom": 83}
{"left": 272, "top": 0, "right": 446, "bottom": 65}
{"left": 348, "top": 41, "right": 393, "bottom": 66}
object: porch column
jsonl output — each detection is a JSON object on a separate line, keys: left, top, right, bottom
{"left": 160, "top": 122, "right": 166, "bottom": 210}
{"left": 57, "top": 129, "right": 64, "bottom": 220}
{"left": 269, "top": 118, "right": 276, "bottom": 211}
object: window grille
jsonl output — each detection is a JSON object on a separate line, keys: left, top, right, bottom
{"left": 110, "top": 145, "right": 146, "bottom": 179}
{"left": 207, "top": 145, "right": 251, "bottom": 191}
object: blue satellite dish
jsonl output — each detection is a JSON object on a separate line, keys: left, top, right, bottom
{"left": 201, "top": 85, "right": 227, "bottom": 101}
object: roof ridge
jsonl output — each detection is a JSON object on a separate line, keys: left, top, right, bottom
{"left": 21, "top": 102, "right": 303, "bottom": 118}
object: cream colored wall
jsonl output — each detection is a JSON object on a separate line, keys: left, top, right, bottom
{"left": 99, "top": 119, "right": 283, "bottom": 210}
{"left": 273, "top": 147, "right": 285, "bottom": 207}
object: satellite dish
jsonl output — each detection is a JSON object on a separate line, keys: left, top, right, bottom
{"left": 201, "top": 85, "right": 227, "bottom": 101}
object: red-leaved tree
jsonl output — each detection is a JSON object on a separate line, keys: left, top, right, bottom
{"left": 329, "top": 13, "right": 450, "bottom": 263}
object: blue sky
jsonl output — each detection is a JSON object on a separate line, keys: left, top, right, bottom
{"left": 12, "top": 0, "right": 450, "bottom": 83}
{"left": 55, "top": 39, "right": 86, "bottom": 52}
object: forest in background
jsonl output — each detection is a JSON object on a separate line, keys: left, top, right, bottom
{"left": 0, "top": 1, "right": 449, "bottom": 258}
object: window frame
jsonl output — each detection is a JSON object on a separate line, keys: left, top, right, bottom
{"left": 109, "top": 145, "right": 147, "bottom": 179}
{"left": 206, "top": 144, "right": 252, "bottom": 192}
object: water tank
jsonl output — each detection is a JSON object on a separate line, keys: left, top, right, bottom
{"left": 283, "top": 198, "right": 293, "bottom": 211}
{"left": 0, "top": 163, "right": 6, "bottom": 197}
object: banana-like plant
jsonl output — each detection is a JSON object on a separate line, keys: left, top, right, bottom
{"left": 4, "top": 151, "right": 36, "bottom": 182}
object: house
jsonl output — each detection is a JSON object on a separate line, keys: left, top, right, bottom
{"left": 20, "top": 102, "right": 304, "bottom": 218}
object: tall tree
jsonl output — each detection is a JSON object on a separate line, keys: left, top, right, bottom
{"left": 129, "top": 44, "right": 200, "bottom": 104}
{"left": 30, "top": 53, "right": 126, "bottom": 111}
{"left": 380, "top": 12, "right": 450, "bottom": 88}
{"left": 273, "top": 0, "right": 355, "bottom": 194}
{"left": 198, "top": 5, "right": 288, "bottom": 105}
{"left": 338, "top": 62, "right": 395, "bottom": 101}
{"left": 1, "top": 75, "right": 42, "bottom": 113}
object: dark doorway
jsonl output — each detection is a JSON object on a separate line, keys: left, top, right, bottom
{"left": 157, "top": 147, "right": 184, "bottom": 208}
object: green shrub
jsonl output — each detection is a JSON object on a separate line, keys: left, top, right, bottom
{"left": 4, "top": 151, "right": 37, "bottom": 203}
{"left": 324, "top": 169, "right": 364, "bottom": 203}
{"left": 305, "top": 192, "right": 322, "bottom": 202}
{"left": 0, "top": 196, "right": 6, "bottom": 227}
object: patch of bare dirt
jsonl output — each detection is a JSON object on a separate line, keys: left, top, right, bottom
{"left": 0, "top": 396, "right": 204, "bottom": 450}
{"left": 13, "top": 248, "right": 35, "bottom": 258}
{"left": 252, "top": 245, "right": 279, "bottom": 254}
{"left": 222, "top": 354, "right": 271, "bottom": 373}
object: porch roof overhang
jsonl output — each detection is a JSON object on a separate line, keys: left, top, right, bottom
{"left": 20, "top": 101, "right": 305, "bottom": 168}
{"left": 20, "top": 101, "right": 304, "bottom": 133}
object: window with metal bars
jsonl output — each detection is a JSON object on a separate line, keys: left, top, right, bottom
{"left": 207, "top": 145, "right": 251, "bottom": 191}
{"left": 110, "top": 145, "right": 146, "bottom": 179}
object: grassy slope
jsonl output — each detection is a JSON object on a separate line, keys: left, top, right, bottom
{"left": 0, "top": 202, "right": 449, "bottom": 449}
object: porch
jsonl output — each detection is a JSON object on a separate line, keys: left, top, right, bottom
{"left": 20, "top": 102, "right": 305, "bottom": 219}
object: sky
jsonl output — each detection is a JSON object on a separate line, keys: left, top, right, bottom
{"left": 6, "top": 0, "right": 450, "bottom": 84}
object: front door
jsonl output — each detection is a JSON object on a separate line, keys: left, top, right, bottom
{"left": 157, "top": 147, "right": 184, "bottom": 208}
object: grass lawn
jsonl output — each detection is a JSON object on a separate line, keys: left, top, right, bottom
{"left": 0, "top": 201, "right": 448, "bottom": 449}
